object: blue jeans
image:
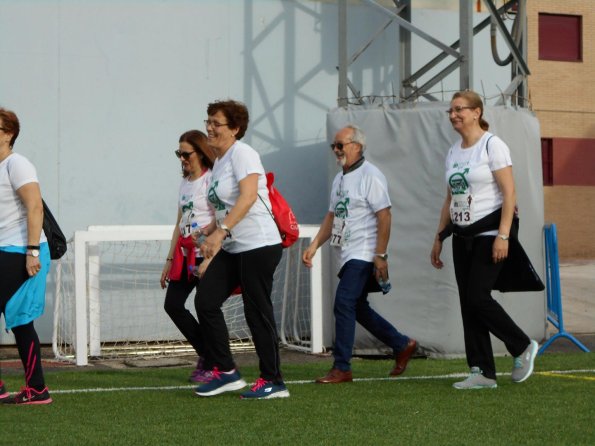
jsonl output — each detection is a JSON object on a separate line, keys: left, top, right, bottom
{"left": 333, "top": 259, "right": 410, "bottom": 371}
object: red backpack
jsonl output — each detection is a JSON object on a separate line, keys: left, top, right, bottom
{"left": 260, "top": 172, "right": 299, "bottom": 248}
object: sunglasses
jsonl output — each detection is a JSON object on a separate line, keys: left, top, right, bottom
{"left": 174, "top": 149, "right": 195, "bottom": 161}
{"left": 330, "top": 141, "right": 354, "bottom": 151}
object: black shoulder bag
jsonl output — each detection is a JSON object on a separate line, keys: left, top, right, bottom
{"left": 42, "top": 199, "right": 67, "bottom": 260}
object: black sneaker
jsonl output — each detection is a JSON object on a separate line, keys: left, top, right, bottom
{"left": 0, "top": 381, "right": 9, "bottom": 400}
{"left": 2, "top": 386, "right": 53, "bottom": 405}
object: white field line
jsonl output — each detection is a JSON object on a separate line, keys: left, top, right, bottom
{"left": 49, "top": 369, "right": 595, "bottom": 395}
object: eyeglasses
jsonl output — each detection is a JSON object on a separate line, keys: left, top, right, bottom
{"left": 174, "top": 149, "right": 195, "bottom": 160}
{"left": 204, "top": 119, "right": 229, "bottom": 128}
{"left": 446, "top": 106, "right": 475, "bottom": 115}
{"left": 330, "top": 141, "right": 354, "bottom": 151}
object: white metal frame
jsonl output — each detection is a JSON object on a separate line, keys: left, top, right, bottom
{"left": 68, "top": 225, "right": 323, "bottom": 366}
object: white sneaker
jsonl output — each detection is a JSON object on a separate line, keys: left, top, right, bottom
{"left": 511, "top": 340, "right": 539, "bottom": 383}
{"left": 453, "top": 367, "right": 497, "bottom": 390}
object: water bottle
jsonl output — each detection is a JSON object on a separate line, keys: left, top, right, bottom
{"left": 377, "top": 275, "right": 392, "bottom": 294}
{"left": 191, "top": 222, "right": 207, "bottom": 246}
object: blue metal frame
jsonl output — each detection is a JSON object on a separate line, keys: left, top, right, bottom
{"left": 538, "top": 223, "right": 590, "bottom": 354}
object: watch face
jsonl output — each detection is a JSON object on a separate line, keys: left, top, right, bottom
{"left": 29, "top": 249, "right": 40, "bottom": 257}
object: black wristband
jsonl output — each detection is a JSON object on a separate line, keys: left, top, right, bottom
{"left": 27, "top": 245, "right": 40, "bottom": 250}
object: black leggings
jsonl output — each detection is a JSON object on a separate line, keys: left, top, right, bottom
{"left": 196, "top": 244, "right": 283, "bottom": 382}
{"left": 0, "top": 250, "right": 46, "bottom": 390}
{"left": 453, "top": 235, "right": 531, "bottom": 379}
{"left": 164, "top": 257, "right": 206, "bottom": 358}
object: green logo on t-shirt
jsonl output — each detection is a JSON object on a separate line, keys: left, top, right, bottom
{"left": 334, "top": 198, "right": 349, "bottom": 218}
{"left": 207, "top": 181, "right": 226, "bottom": 211}
{"left": 449, "top": 168, "right": 469, "bottom": 195}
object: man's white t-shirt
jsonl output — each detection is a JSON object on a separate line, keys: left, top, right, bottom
{"left": 0, "top": 153, "right": 48, "bottom": 246}
{"left": 445, "top": 132, "right": 512, "bottom": 231}
{"left": 207, "top": 140, "right": 281, "bottom": 253}
{"left": 329, "top": 160, "right": 391, "bottom": 268}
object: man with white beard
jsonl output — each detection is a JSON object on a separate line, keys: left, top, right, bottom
{"left": 302, "top": 124, "right": 417, "bottom": 384}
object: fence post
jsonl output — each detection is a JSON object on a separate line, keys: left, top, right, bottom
{"left": 538, "top": 223, "right": 590, "bottom": 354}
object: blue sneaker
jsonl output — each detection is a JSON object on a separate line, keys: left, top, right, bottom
{"left": 194, "top": 368, "right": 246, "bottom": 397}
{"left": 240, "top": 378, "right": 290, "bottom": 400}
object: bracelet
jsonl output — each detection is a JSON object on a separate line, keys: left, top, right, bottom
{"left": 27, "top": 245, "right": 40, "bottom": 250}
{"left": 166, "top": 257, "right": 173, "bottom": 262}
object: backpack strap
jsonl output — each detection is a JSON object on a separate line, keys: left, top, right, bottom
{"left": 485, "top": 134, "right": 495, "bottom": 155}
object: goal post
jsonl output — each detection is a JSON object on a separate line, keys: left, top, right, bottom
{"left": 53, "top": 225, "right": 325, "bottom": 366}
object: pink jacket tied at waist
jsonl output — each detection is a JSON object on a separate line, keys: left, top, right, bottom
{"left": 169, "top": 236, "right": 198, "bottom": 281}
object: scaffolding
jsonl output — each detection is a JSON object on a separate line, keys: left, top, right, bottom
{"left": 337, "top": 0, "right": 529, "bottom": 107}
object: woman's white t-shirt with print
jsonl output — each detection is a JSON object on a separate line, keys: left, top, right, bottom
{"left": 329, "top": 160, "right": 391, "bottom": 269}
{"left": 0, "top": 153, "right": 47, "bottom": 246}
{"left": 207, "top": 140, "right": 281, "bottom": 253}
{"left": 445, "top": 132, "right": 512, "bottom": 230}
{"left": 177, "top": 170, "right": 214, "bottom": 257}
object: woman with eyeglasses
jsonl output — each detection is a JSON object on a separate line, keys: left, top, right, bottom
{"left": 0, "top": 108, "right": 52, "bottom": 404}
{"left": 160, "top": 130, "right": 215, "bottom": 383}
{"left": 193, "top": 99, "right": 289, "bottom": 399}
{"left": 430, "top": 90, "right": 538, "bottom": 390}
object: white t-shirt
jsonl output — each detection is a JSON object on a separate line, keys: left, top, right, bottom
{"left": 178, "top": 170, "right": 214, "bottom": 237}
{"left": 207, "top": 140, "right": 281, "bottom": 253}
{"left": 177, "top": 170, "right": 214, "bottom": 258}
{"left": 329, "top": 160, "right": 391, "bottom": 268}
{"left": 0, "top": 153, "right": 47, "bottom": 246}
{"left": 445, "top": 132, "right": 512, "bottom": 229}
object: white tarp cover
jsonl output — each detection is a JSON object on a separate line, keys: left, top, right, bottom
{"left": 326, "top": 103, "right": 546, "bottom": 357}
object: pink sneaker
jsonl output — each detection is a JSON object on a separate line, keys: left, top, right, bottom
{"left": 2, "top": 386, "right": 53, "bottom": 405}
{"left": 189, "top": 358, "right": 211, "bottom": 383}
{"left": 0, "top": 381, "right": 9, "bottom": 400}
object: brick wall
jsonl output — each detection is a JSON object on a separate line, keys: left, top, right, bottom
{"left": 527, "top": 0, "right": 595, "bottom": 139}
{"left": 544, "top": 186, "right": 595, "bottom": 259}
{"left": 527, "top": 1, "right": 594, "bottom": 258}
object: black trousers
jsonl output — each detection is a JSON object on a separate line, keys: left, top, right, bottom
{"left": 0, "top": 250, "right": 46, "bottom": 390}
{"left": 452, "top": 235, "right": 531, "bottom": 379}
{"left": 164, "top": 257, "right": 206, "bottom": 358}
{"left": 196, "top": 244, "right": 283, "bottom": 383}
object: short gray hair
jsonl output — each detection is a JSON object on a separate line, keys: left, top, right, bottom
{"left": 346, "top": 124, "right": 366, "bottom": 152}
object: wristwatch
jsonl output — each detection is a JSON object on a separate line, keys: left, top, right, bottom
{"left": 497, "top": 233, "right": 509, "bottom": 241}
{"left": 27, "top": 249, "right": 40, "bottom": 257}
{"left": 219, "top": 224, "right": 232, "bottom": 238}
{"left": 375, "top": 253, "right": 388, "bottom": 261}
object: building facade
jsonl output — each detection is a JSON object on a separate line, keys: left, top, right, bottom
{"left": 527, "top": 0, "right": 595, "bottom": 258}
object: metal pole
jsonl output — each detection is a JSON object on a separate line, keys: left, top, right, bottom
{"left": 399, "top": 0, "right": 412, "bottom": 99}
{"left": 459, "top": 0, "right": 473, "bottom": 90}
{"left": 338, "top": 0, "right": 348, "bottom": 107}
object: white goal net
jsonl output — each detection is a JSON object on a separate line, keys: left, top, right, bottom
{"left": 52, "top": 225, "right": 324, "bottom": 365}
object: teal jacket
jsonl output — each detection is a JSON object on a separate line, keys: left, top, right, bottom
{"left": 1, "top": 243, "right": 50, "bottom": 330}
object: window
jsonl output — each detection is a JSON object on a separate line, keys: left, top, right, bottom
{"left": 541, "top": 138, "right": 553, "bottom": 186}
{"left": 538, "top": 13, "right": 582, "bottom": 62}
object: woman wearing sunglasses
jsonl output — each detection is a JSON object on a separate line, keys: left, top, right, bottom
{"left": 160, "top": 130, "right": 215, "bottom": 383}
{"left": 193, "top": 99, "right": 289, "bottom": 399}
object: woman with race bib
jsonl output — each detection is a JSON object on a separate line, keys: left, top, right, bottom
{"left": 430, "top": 90, "right": 538, "bottom": 390}
{"left": 160, "top": 130, "right": 215, "bottom": 383}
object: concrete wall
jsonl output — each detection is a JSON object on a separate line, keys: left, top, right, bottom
{"left": 0, "top": 0, "right": 513, "bottom": 344}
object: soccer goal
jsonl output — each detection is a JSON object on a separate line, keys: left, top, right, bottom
{"left": 52, "top": 225, "right": 325, "bottom": 366}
